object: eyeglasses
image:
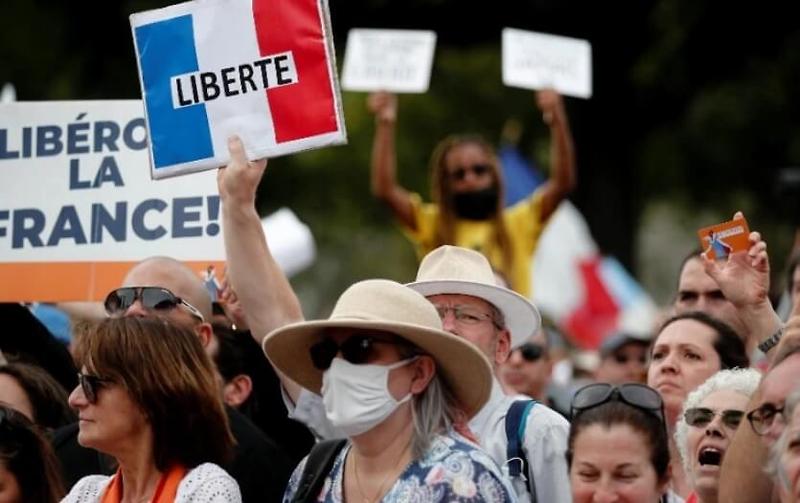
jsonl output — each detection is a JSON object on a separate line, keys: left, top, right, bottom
{"left": 449, "top": 164, "right": 490, "bottom": 181}
{"left": 747, "top": 403, "right": 785, "bottom": 436}
{"left": 685, "top": 407, "right": 745, "bottom": 429}
{"left": 104, "top": 287, "right": 204, "bottom": 322}
{"left": 433, "top": 305, "right": 496, "bottom": 327}
{"left": 571, "top": 383, "right": 665, "bottom": 423}
{"left": 309, "top": 335, "right": 407, "bottom": 370}
{"left": 516, "top": 343, "right": 545, "bottom": 362}
{"left": 78, "top": 372, "right": 112, "bottom": 404}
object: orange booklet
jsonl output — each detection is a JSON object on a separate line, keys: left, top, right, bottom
{"left": 697, "top": 217, "right": 750, "bottom": 260}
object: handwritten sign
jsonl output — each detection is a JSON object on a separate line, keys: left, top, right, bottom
{"left": 502, "top": 28, "right": 592, "bottom": 99}
{"left": 341, "top": 29, "right": 436, "bottom": 93}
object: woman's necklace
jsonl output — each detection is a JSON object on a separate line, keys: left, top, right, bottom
{"left": 351, "top": 444, "right": 409, "bottom": 503}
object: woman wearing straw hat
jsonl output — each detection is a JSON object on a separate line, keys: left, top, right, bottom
{"left": 264, "top": 279, "right": 516, "bottom": 502}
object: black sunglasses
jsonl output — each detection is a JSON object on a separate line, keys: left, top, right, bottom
{"left": 571, "top": 383, "right": 665, "bottom": 423}
{"left": 78, "top": 372, "right": 112, "bottom": 404}
{"left": 450, "top": 164, "right": 490, "bottom": 181}
{"left": 685, "top": 407, "right": 744, "bottom": 429}
{"left": 747, "top": 402, "right": 785, "bottom": 436}
{"left": 104, "top": 287, "right": 204, "bottom": 321}
{"left": 309, "top": 335, "right": 406, "bottom": 370}
{"left": 516, "top": 343, "right": 545, "bottom": 362}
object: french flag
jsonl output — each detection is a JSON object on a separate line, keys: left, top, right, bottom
{"left": 131, "top": 0, "right": 346, "bottom": 179}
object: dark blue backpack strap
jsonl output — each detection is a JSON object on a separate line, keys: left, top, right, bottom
{"left": 292, "top": 439, "right": 347, "bottom": 503}
{"left": 505, "top": 399, "right": 536, "bottom": 494}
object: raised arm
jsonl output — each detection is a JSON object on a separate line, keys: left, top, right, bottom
{"left": 367, "top": 92, "right": 416, "bottom": 229}
{"left": 217, "top": 136, "right": 304, "bottom": 403}
{"left": 534, "top": 90, "right": 577, "bottom": 222}
{"left": 703, "top": 212, "right": 783, "bottom": 359}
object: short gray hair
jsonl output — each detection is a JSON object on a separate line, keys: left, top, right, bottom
{"left": 675, "top": 368, "right": 761, "bottom": 476}
{"left": 766, "top": 385, "right": 800, "bottom": 490}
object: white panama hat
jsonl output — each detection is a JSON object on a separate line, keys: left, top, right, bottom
{"left": 406, "top": 245, "right": 541, "bottom": 348}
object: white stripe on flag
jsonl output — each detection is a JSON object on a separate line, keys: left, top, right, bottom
{"left": 193, "top": 0, "right": 275, "bottom": 159}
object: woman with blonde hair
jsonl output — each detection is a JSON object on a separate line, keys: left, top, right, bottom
{"left": 62, "top": 317, "right": 239, "bottom": 502}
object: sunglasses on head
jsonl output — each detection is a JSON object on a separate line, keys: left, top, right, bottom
{"left": 516, "top": 342, "right": 545, "bottom": 362}
{"left": 449, "top": 164, "right": 490, "bottom": 181}
{"left": 571, "top": 383, "right": 665, "bottom": 423}
{"left": 747, "top": 402, "right": 785, "bottom": 436}
{"left": 309, "top": 334, "right": 408, "bottom": 370}
{"left": 78, "top": 372, "right": 112, "bottom": 404}
{"left": 685, "top": 407, "right": 744, "bottom": 429}
{"left": 104, "top": 287, "right": 204, "bottom": 322}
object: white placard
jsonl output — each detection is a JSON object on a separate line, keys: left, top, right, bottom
{"left": 341, "top": 29, "right": 436, "bottom": 93}
{"left": 0, "top": 100, "right": 225, "bottom": 301}
{"left": 502, "top": 28, "right": 592, "bottom": 99}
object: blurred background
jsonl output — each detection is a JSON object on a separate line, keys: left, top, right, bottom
{"left": 3, "top": 0, "right": 800, "bottom": 319}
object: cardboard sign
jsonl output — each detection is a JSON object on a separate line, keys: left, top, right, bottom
{"left": 341, "top": 29, "right": 436, "bottom": 93}
{"left": 130, "top": 0, "right": 347, "bottom": 179}
{"left": 0, "top": 101, "right": 225, "bottom": 302}
{"left": 502, "top": 28, "right": 592, "bottom": 99}
{"left": 697, "top": 217, "right": 751, "bottom": 261}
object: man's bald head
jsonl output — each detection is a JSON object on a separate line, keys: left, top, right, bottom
{"left": 122, "top": 257, "right": 214, "bottom": 321}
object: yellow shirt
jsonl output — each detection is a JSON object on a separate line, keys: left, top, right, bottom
{"left": 403, "top": 190, "right": 547, "bottom": 297}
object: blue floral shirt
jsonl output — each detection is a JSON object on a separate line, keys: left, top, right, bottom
{"left": 283, "top": 432, "right": 517, "bottom": 502}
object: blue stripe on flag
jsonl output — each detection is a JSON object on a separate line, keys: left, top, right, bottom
{"left": 498, "top": 145, "right": 544, "bottom": 207}
{"left": 135, "top": 15, "right": 213, "bottom": 169}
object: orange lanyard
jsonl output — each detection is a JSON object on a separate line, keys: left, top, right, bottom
{"left": 100, "top": 465, "right": 187, "bottom": 503}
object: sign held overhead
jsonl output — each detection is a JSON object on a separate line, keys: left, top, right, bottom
{"left": 130, "top": 0, "right": 346, "bottom": 179}
{"left": 342, "top": 29, "right": 437, "bottom": 93}
{"left": 502, "top": 28, "right": 592, "bottom": 99}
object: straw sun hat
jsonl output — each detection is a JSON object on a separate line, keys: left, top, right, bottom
{"left": 263, "top": 279, "right": 492, "bottom": 419}
{"left": 406, "top": 245, "right": 541, "bottom": 349}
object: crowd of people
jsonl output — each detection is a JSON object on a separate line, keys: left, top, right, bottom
{"left": 2, "top": 89, "right": 800, "bottom": 503}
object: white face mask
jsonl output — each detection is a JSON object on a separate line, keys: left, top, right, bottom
{"left": 321, "top": 357, "right": 417, "bottom": 437}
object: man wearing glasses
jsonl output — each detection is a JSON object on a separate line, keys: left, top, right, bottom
{"left": 718, "top": 347, "right": 800, "bottom": 502}
{"left": 745, "top": 349, "right": 800, "bottom": 446}
{"left": 405, "top": 245, "right": 571, "bottom": 503}
{"left": 499, "top": 328, "right": 553, "bottom": 403}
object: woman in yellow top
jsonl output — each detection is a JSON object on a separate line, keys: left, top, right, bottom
{"left": 368, "top": 90, "right": 576, "bottom": 297}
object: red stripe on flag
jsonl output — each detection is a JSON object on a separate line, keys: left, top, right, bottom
{"left": 252, "top": 0, "right": 338, "bottom": 142}
{"left": 564, "top": 257, "right": 620, "bottom": 349}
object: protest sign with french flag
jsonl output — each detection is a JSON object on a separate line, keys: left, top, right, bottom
{"left": 130, "top": 0, "right": 346, "bottom": 179}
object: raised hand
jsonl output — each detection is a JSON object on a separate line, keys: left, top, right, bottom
{"left": 367, "top": 91, "right": 398, "bottom": 123}
{"left": 702, "top": 211, "right": 770, "bottom": 309}
{"left": 535, "top": 89, "right": 565, "bottom": 126}
{"left": 217, "top": 135, "right": 267, "bottom": 208}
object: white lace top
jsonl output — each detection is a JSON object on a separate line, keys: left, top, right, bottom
{"left": 60, "top": 463, "right": 241, "bottom": 503}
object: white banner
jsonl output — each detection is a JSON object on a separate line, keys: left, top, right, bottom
{"left": 0, "top": 101, "right": 225, "bottom": 301}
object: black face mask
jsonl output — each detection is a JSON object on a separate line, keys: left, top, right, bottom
{"left": 451, "top": 186, "right": 499, "bottom": 220}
